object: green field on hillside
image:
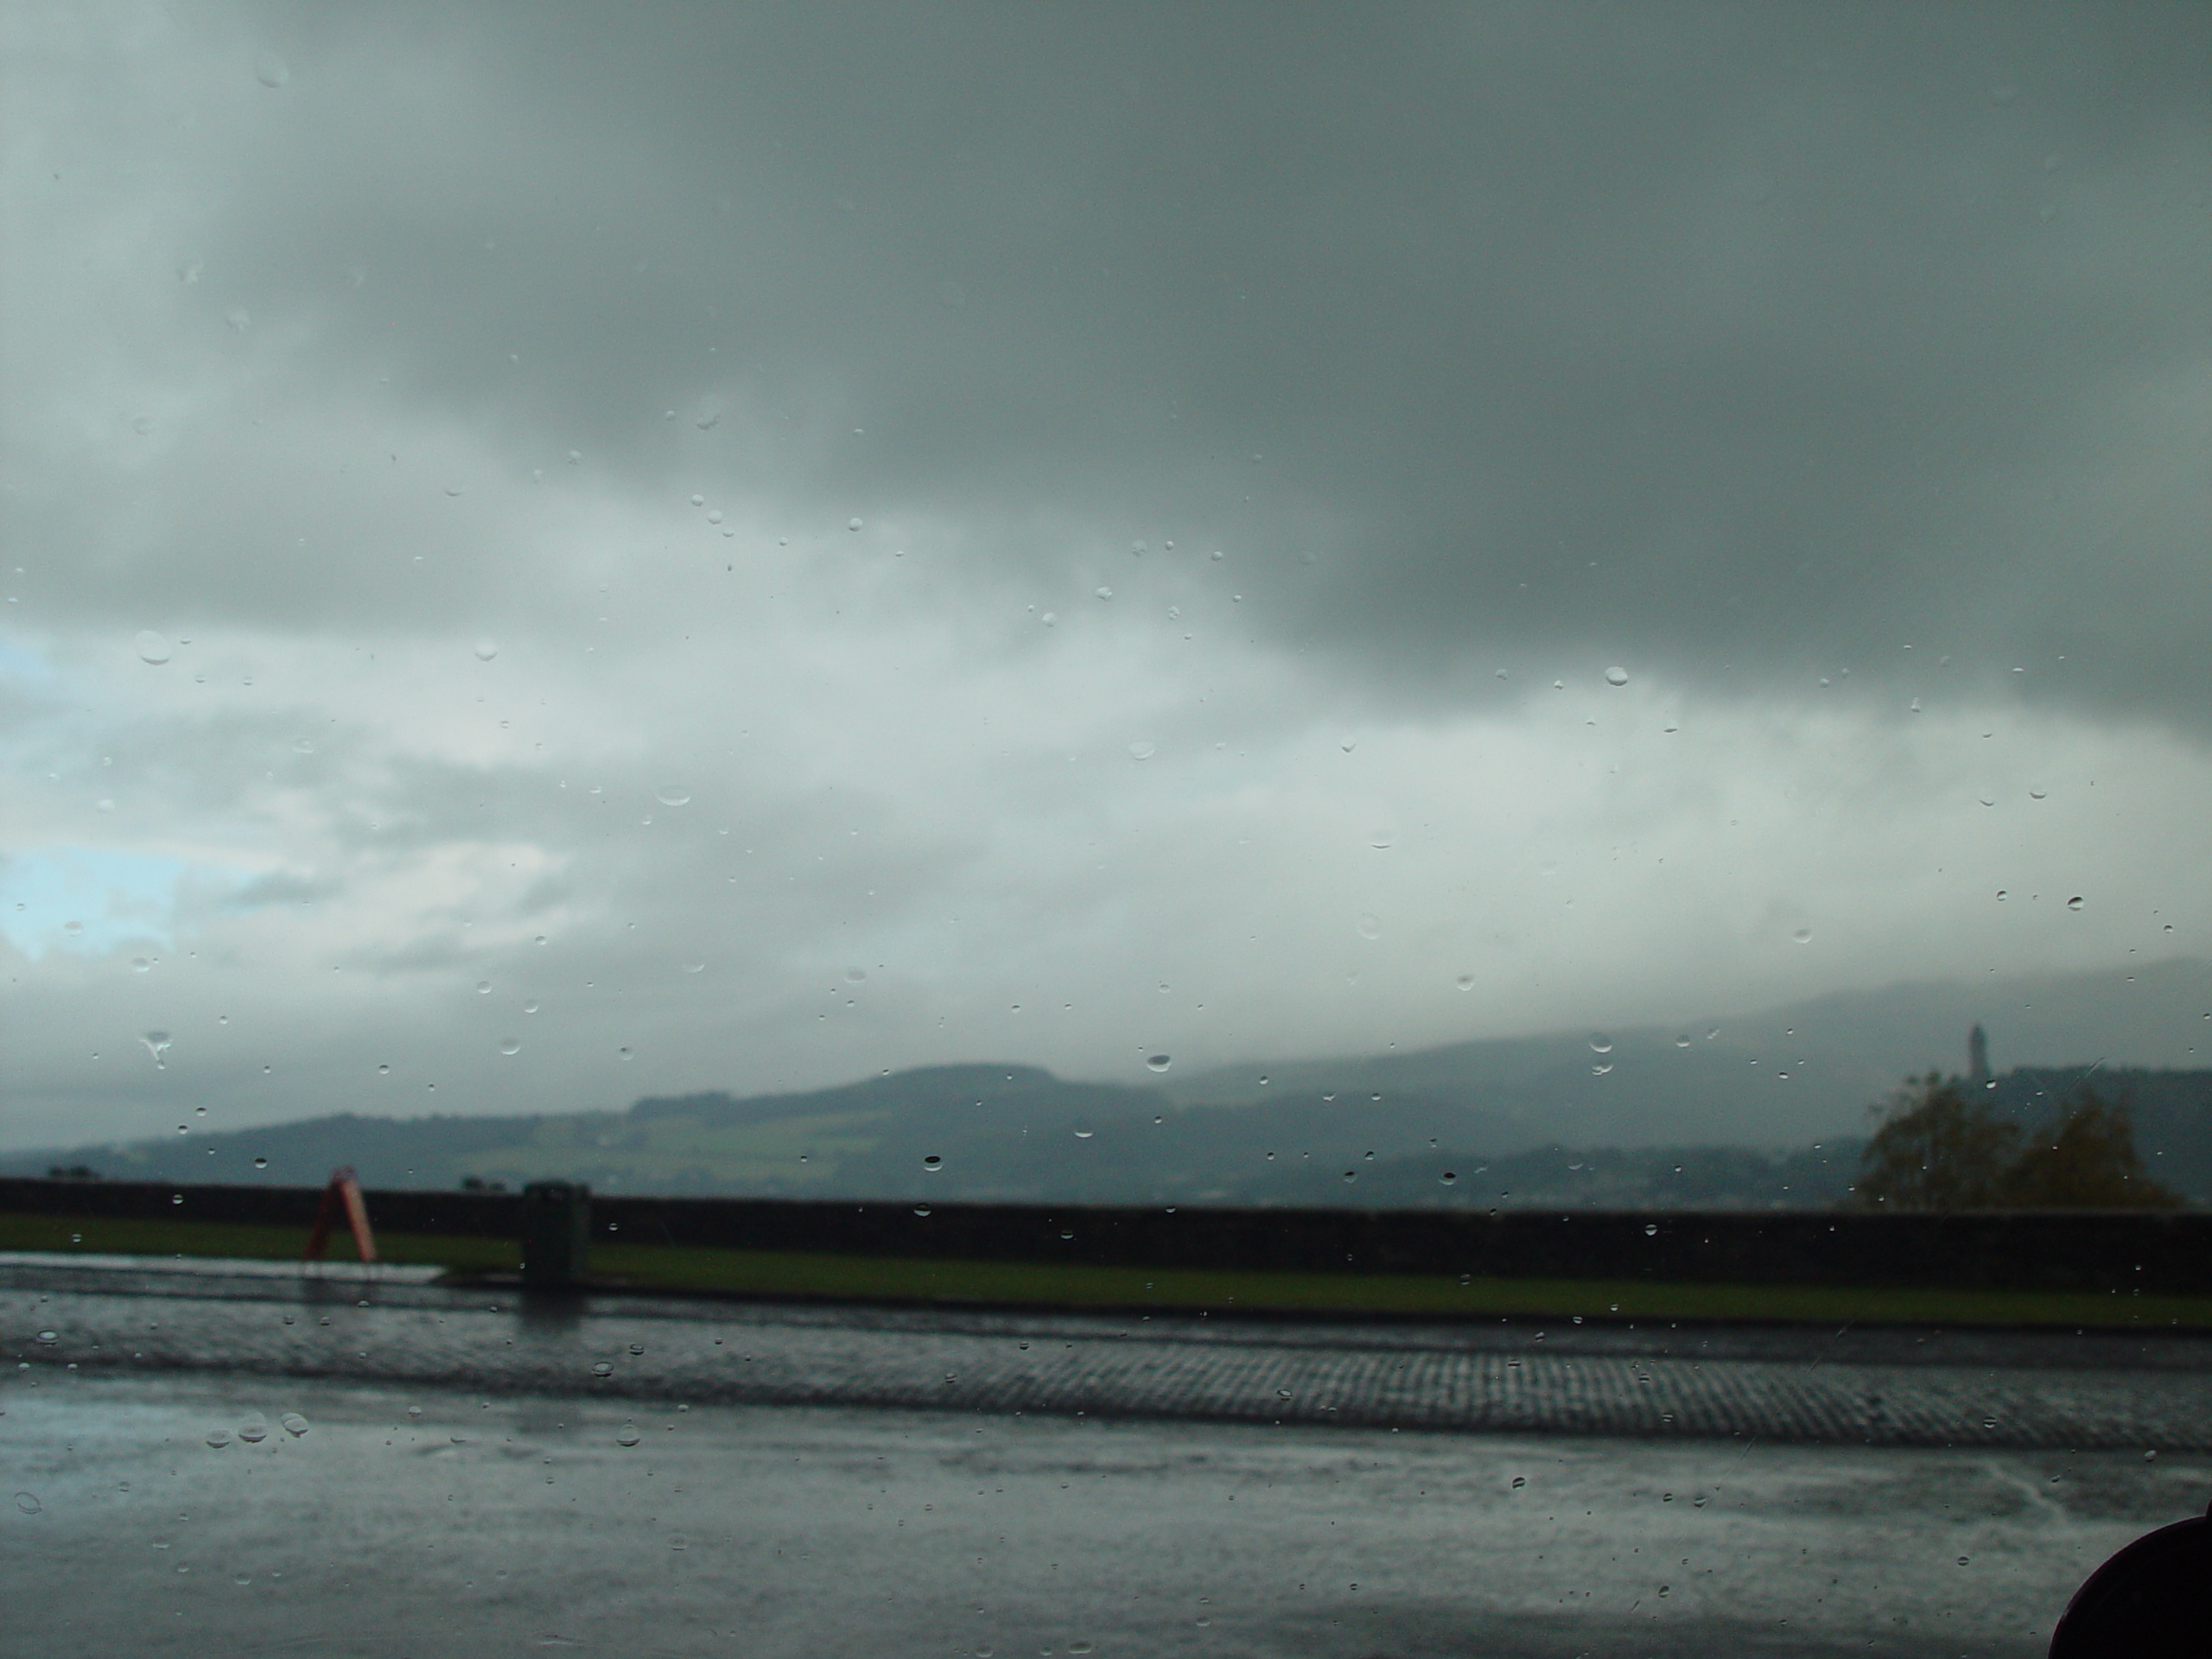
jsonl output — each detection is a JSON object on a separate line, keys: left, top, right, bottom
{"left": 5, "top": 1211, "right": 2209, "bottom": 1329}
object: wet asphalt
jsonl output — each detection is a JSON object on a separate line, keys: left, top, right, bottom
{"left": 3, "top": 1262, "right": 2210, "bottom": 1656}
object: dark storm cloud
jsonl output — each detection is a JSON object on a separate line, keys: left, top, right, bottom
{"left": 168, "top": 2, "right": 2212, "bottom": 717}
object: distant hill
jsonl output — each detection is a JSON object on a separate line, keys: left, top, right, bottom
{"left": 10, "top": 960, "right": 2210, "bottom": 1206}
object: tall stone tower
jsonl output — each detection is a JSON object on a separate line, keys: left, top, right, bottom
{"left": 1968, "top": 1022, "right": 1991, "bottom": 1087}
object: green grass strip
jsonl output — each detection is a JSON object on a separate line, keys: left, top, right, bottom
{"left": 8, "top": 1211, "right": 2211, "bottom": 1328}
{"left": 0, "top": 1211, "right": 517, "bottom": 1273}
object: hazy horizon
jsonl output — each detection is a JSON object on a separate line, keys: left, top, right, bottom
{"left": 7, "top": 4, "right": 2211, "bottom": 1154}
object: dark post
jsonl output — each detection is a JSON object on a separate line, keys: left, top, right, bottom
{"left": 520, "top": 1180, "right": 590, "bottom": 1290}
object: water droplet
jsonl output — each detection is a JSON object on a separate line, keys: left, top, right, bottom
{"left": 206, "top": 1430, "right": 232, "bottom": 1450}
{"left": 61, "top": 919, "right": 83, "bottom": 936}
{"left": 1039, "top": 611, "right": 1057, "bottom": 626}
{"left": 615, "top": 1427, "right": 642, "bottom": 1447}
{"left": 1588, "top": 1033, "right": 1613, "bottom": 1055}
{"left": 135, "top": 630, "right": 173, "bottom": 665}
{"left": 140, "top": 1031, "right": 172, "bottom": 1069}
{"left": 377, "top": 1064, "right": 391, "bottom": 1075}
{"left": 626, "top": 1343, "right": 645, "bottom": 1357}
{"left": 475, "top": 981, "right": 491, "bottom": 995}
{"left": 130, "top": 957, "right": 152, "bottom": 973}
{"left": 1128, "top": 740, "right": 1155, "bottom": 760}
{"left": 922, "top": 1154, "right": 943, "bottom": 1172}
{"left": 683, "top": 960, "right": 705, "bottom": 975}
{"left": 1440, "top": 1171, "right": 1457, "bottom": 1185}
{"left": 1674, "top": 1034, "right": 1691, "bottom": 1048}
{"left": 224, "top": 307, "right": 251, "bottom": 334}
{"left": 847, "top": 518, "right": 862, "bottom": 531}
{"left": 1643, "top": 1223, "right": 1659, "bottom": 1236}
{"left": 253, "top": 51, "right": 289, "bottom": 88}
{"left": 534, "top": 935, "right": 548, "bottom": 946}
{"left": 706, "top": 509, "right": 724, "bottom": 524}
{"left": 2067, "top": 895, "right": 2085, "bottom": 912}
{"left": 655, "top": 785, "right": 691, "bottom": 806}
{"left": 912, "top": 1205, "right": 931, "bottom": 1217}
{"left": 1356, "top": 912, "right": 1382, "bottom": 940}
{"left": 252, "top": 1157, "right": 268, "bottom": 1170}
{"left": 12, "top": 1493, "right": 39, "bottom": 1515}
{"left": 1146, "top": 1054, "right": 1172, "bottom": 1072}
{"left": 1094, "top": 586, "right": 1114, "bottom": 601}
{"left": 280, "top": 1414, "right": 308, "bottom": 1437}
{"left": 1368, "top": 829, "right": 1396, "bottom": 850}
{"left": 1454, "top": 974, "right": 1474, "bottom": 991}
{"left": 35, "top": 1330, "right": 57, "bottom": 1345}
{"left": 1072, "top": 1122, "right": 1095, "bottom": 1140}
{"left": 237, "top": 1422, "right": 268, "bottom": 1444}
{"left": 1591, "top": 1063, "right": 1613, "bottom": 1076}
{"left": 2029, "top": 785, "right": 2048, "bottom": 801}
{"left": 1604, "top": 665, "right": 1629, "bottom": 687}
{"left": 690, "top": 494, "right": 705, "bottom": 507}
{"left": 473, "top": 639, "right": 498, "bottom": 662}
{"left": 1791, "top": 926, "right": 1814, "bottom": 944}
{"left": 499, "top": 1038, "right": 521, "bottom": 1057}
{"left": 1510, "top": 1476, "right": 1526, "bottom": 1490}
{"left": 591, "top": 1361, "right": 613, "bottom": 1378}
{"left": 524, "top": 1001, "right": 539, "bottom": 1014}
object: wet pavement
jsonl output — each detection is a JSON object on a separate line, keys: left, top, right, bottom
{"left": 4, "top": 1258, "right": 2209, "bottom": 1452}
{"left": 3, "top": 1262, "right": 2210, "bottom": 1656}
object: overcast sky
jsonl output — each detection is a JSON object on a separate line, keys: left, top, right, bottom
{"left": 4, "top": 2, "right": 2211, "bottom": 1152}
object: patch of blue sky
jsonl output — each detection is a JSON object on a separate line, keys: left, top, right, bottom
{"left": 0, "top": 637, "right": 60, "bottom": 690}
{"left": 0, "top": 846, "right": 219, "bottom": 961}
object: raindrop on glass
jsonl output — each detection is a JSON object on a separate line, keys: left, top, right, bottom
{"left": 499, "top": 1038, "right": 521, "bottom": 1057}
{"left": 591, "top": 1361, "right": 613, "bottom": 1379}
{"left": 847, "top": 518, "right": 862, "bottom": 531}
{"left": 1791, "top": 926, "right": 1813, "bottom": 944}
{"left": 253, "top": 51, "right": 289, "bottom": 88}
{"left": 1588, "top": 1033, "right": 1613, "bottom": 1055}
{"left": 2067, "top": 896, "right": 2085, "bottom": 912}
{"left": 475, "top": 981, "right": 491, "bottom": 995}
{"left": 1072, "top": 1122, "right": 1095, "bottom": 1141}
{"left": 1440, "top": 1171, "right": 1457, "bottom": 1185}
{"left": 473, "top": 639, "right": 498, "bottom": 662}
{"left": 655, "top": 786, "right": 691, "bottom": 806}
{"left": 135, "top": 631, "right": 174, "bottom": 665}
{"left": 280, "top": 1414, "right": 309, "bottom": 1437}
{"left": 615, "top": 1427, "right": 642, "bottom": 1447}
{"left": 1095, "top": 586, "right": 1114, "bottom": 601}
{"left": 252, "top": 1157, "right": 268, "bottom": 1170}
{"left": 206, "top": 1430, "right": 232, "bottom": 1450}
{"left": 1356, "top": 912, "right": 1382, "bottom": 940}
{"left": 922, "top": 1154, "right": 943, "bottom": 1172}
{"left": 1455, "top": 973, "right": 1474, "bottom": 990}
{"left": 1145, "top": 1054, "right": 1172, "bottom": 1073}
{"left": 13, "top": 1493, "right": 40, "bottom": 1515}
{"left": 1128, "top": 740, "right": 1155, "bottom": 760}
{"left": 1604, "top": 665, "right": 1629, "bottom": 687}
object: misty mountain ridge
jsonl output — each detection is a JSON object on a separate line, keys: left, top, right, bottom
{"left": 11, "top": 962, "right": 2211, "bottom": 1206}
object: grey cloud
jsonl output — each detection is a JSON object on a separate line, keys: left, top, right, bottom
{"left": 103, "top": 3, "right": 2195, "bottom": 721}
